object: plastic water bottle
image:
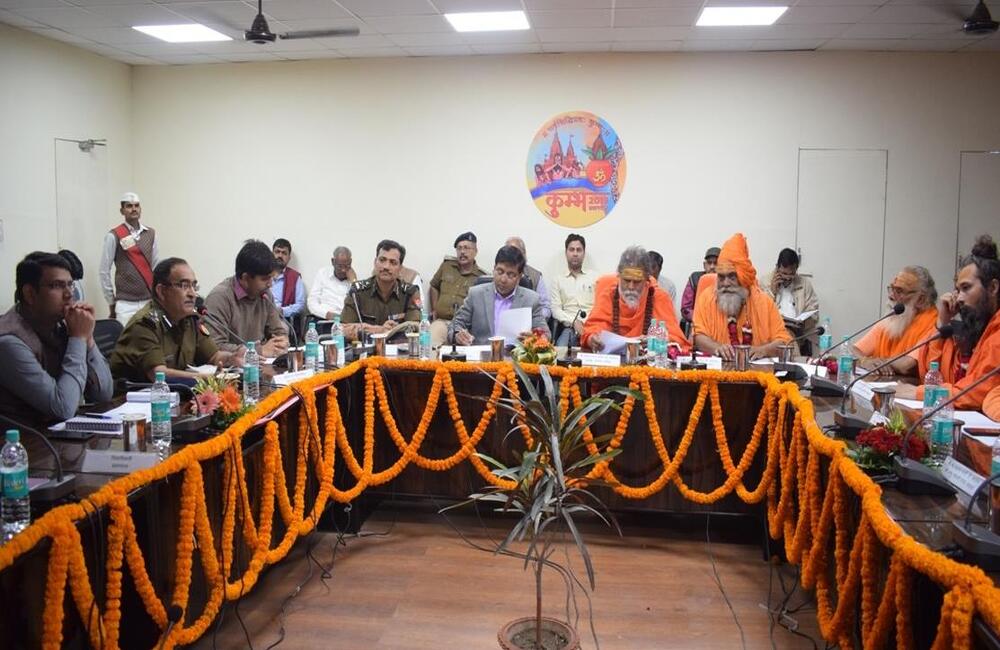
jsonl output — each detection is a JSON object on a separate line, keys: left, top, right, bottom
{"left": 818, "top": 317, "right": 832, "bottom": 354}
{"left": 419, "top": 311, "right": 432, "bottom": 360}
{"left": 836, "top": 336, "right": 854, "bottom": 387}
{"left": 923, "top": 362, "right": 951, "bottom": 464}
{"left": 647, "top": 320, "right": 662, "bottom": 367}
{"left": 656, "top": 320, "right": 670, "bottom": 368}
{"left": 331, "top": 316, "right": 346, "bottom": 367}
{"left": 304, "top": 322, "right": 319, "bottom": 371}
{"left": 991, "top": 436, "right": 1000, "bottom": 477}
{"left": 1, "top": 429, "right": 30, "bottom": 541}
{"left": 244, "top": 342, "right": 260, "bottom": 404}
{"left": 150, "top": 371, "right": 172, "bottom": 458}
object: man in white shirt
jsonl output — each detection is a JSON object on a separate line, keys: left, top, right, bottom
{"left": 99, "top": 192, "right": 159, "bottom": 326}
{"left": 308, "top": 246, "right": 355, "bottom": 320}
{"left": 549, "top": 233, "right": 595, "bottom": 347}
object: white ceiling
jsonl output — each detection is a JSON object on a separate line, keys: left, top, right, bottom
{"left": 1, "top": 0, "right": 998, "bottom": 65}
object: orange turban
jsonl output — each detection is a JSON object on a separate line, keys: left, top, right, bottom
{"left": 716, "top": 232, "right": 757, "bottom": 288}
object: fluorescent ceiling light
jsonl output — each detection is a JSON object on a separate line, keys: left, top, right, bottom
{"left": 696, "top": 6, "right": 788, "bottom": 26}
{"left": 444, "top": 10, "right": 530, "bottom": 32}
{"left": 132, "top": 24, "right": 231, "bottom": 43}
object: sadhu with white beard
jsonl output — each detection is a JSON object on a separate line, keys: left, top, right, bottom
{"left": 692, "top": 233, "right": 792, "bottom": 361}
{"left": 851, "top": 266, "right": 938, "bottom": 377}
{"left": 581, "top": 246, "right": 687, "bottom": 353}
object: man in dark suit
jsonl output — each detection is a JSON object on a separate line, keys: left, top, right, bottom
{"left": 448, "top": 245, "right": 549, "bottom": 345}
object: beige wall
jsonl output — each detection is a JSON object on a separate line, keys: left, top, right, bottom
{"left": 130, "top": 51, "right": 1000, "bottom": 330}
{"left": 0, "top": 24, "right": 132, "bottom": 311}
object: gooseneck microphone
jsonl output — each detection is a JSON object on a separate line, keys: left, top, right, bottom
{"left": 834, "top": 325, "right": 953, "bottom": 433}
{"left": 894, "top": 363, "right": 1000, "bottom": 495}
{"left": 568, "top": 309, "right": 587, "bottom": 349}
{"left": 194, "top": 296, "right": 248, "bottom": 346}
{"left": 791, "top": 324, "right": 825, "bottom": 344}
{"left": 809, "top": 303, "right": 906, "bottom": 396}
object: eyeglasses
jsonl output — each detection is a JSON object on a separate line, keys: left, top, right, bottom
{"left": 169, "top": 280, "right": 199, "bottom": 291}
{"left": 43, "top": 280, "right": 74, "bottom": 292}
{"left": 886, "top": 285, "right": 916, "bottom": 297}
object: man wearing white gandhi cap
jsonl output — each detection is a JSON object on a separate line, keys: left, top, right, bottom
{"left": 99, "top": 191, "right": 159, "bottom": 326}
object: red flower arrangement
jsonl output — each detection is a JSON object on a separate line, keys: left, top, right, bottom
{"left": 848, "top": 408, "right": 929, "bottom": 473}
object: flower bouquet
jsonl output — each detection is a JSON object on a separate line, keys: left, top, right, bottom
{"left": 847, "top": 408, "right": 929, "bottom": 474}
{"left": 511, "top": 328, "right": 556, "bottom": 366}
{"left": 192, "top": 374, "right": 251, "bottom": 430}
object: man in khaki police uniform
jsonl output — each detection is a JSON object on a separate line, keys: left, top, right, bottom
{"left": 111, "top": 257, "right": 237, "bottom": 382}
{"left": 428, "top": 231, "right": 487, "bottom": 348}
{"left": 341, "top": 240, "right": 421, "bottom": 342}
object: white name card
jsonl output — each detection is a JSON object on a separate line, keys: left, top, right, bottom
{"left": 577, "top": 353, "right": 621, "bottom": 367}
{"left": 869, "top": 412, "right": 889, "bottom": 425}
{"left": 273, "top": 368, "right": 316, "bottom": 386}
{"left": 941, "top": 456, "right": 986, "bottom": 497}
{"left": 851, "top": 381, "right": 875, "bottom": 411}
{"left": 81, "top": 449, "right": 159, "bottom": 475}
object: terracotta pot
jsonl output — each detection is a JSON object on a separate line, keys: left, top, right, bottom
{"left": 497, "top": 616, "right": 580, "bottom": 650}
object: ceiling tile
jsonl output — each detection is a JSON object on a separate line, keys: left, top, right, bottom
{"left": 0, "top": 0, "right": 68, "bottom": 8}
{"left": 387, "top": 31, "right": 465, "bottom": 45}
{"left": 71, "top": 26, "right": 164, "bottom": 44}
{"left": 613, "top": 7, "right": 701, "bottom": 27}
{"left": 524, "top": 0, "right": 612, "bottom": 9}
{"left": 157, "top": 54, "right": 225, "bottom": 64}
{"left": 541, "top": 41, "right": 611, "bottom": 51}
{"left": 122, "top": 42, "right": 202, "bottom": 55}
{"left": 612, "top": 26, "right": 690, "bottom": 40}
{"left": 364, "top": 14, "right": 453, "bottom": 33}
{"left": 26, "top": 27, "right": 94, "bottom": 44}
{"left": 75, "top": 4, "right": 187, "bottom": 27}
{"left": 215, "top": 51, "right": 288, "bottom": 61}
{"left": 820, "top": 37, "right": 913, "bottom": 48}
{"left": 615, "top": 0, "right": 703, "bottom": 6}
{"left": 536, "top": 27, "right": 613, "bottom": 42}
{"left": 165, "top": 2, "right": 257, "bottom": 26}
{"left": 63, "top": 0, "right": 156, "bottom": 5}
{"left": 0, "top": 8, "right": 45, "bottom": 27}
{"left": 779, "top": 5, "right": 878, "bottom": 24}
{"left": 279, "top": 49, "right": 344, "bottom": 58}
{"left": 460, "top": 29, "right": 538, "bottom": 43}
{"left": 527, "top": 10, "right": 612, "bottom": 28}
{"left": 864, "top": 4, "right": 974, "bottom": 23}
{"left": 752, "top": 38, "right": 827, "bottom": 49}
{"left": 838, "top": 21, "right": 959, "bottom": 37}
{"left": 692, "top": 23, "right": 848, "bottom": 39}
{"left": 279, "top": 18, "right": 373, "bottom": 33}
{"left": 299, "top": 33, "right": 391, "bottom": 47}
{"left": 964, "top": 37, "right": 1000, "bottom": 50}
{"left": 469, "top": 42, "right": 542, "bottom": 53}
{"left": 266, "top": 37, "right": 332, "bottom": 51}
{"left": 432, "top": 0, "right": 522, "bottom": 11}
{"left": 794, "top": 0, "right": 887, "bottom": 5}
{"left": 404, "top": 44, "right": 475, "bottom": 55}
{"left": 259, "top": 0, "right": 352, "bottom": 21}
{"left": 336, "top": 45, "right": 408, "bottom": 56}
{"left": 610, "top": 40, "right": 683, "bottom": 51}
{"left": 334, "top": 0, "right": 436, "bottom": 17}
{"left": 682, "top": 39, "right": 757, "bottom": 50}
{"left": 13, "top": 6, "right": 121, "bottom": 29}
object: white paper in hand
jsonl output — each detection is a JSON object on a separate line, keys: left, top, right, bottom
{"left": 597, "top": 331, "right": 629, "bottom": 355}
{"left": 497, "top": 307, "right": 531, "bottom": 345}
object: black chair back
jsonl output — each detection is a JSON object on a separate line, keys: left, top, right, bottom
{"left": 93, "top": 319, "right": 123, "bottom": 360}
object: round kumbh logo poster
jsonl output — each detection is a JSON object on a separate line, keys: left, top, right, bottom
{"left": 526, "top": 110, "right": 626, "bottom": 228}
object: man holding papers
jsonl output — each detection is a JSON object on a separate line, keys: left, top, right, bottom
{"left": 111, "top": 258, "right": 237, "bottom": 382}
{"left": 582, "top": 246, "right": 686, "bottom": 353}
{"left": 763, "top": 248, "right": 820, "bottom": 355}
{"left": 449, "top": 245, "right": 548, "bottom": 346}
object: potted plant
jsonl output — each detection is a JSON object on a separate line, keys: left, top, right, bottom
{"left": 445, "top": 359, "right": 642, "bottom": 649}
{"left": 847, "top": 408, "right": 930, "bottom": 474}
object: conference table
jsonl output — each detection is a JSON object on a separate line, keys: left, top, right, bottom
{"left": 1, "top": 357, "right": 998, "bottom": 649}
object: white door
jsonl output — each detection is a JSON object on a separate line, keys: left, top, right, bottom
{"left": 796, "top": 148, "right": 888, "bottom": 341}
{"left": 957, "top": 151, "right": 1000, "bottom": 271}
{"left": 55, "top": 139, "right": 108, "bottom": 311}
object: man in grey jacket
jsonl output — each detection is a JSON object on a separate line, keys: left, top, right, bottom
{"left": 449, "top": 245, "right": 549, "bottom": 345}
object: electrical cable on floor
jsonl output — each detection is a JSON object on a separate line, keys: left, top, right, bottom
{"left": 706, "top": 511, "right": 746, "bottom": 650}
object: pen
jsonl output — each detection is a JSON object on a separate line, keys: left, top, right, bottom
{"left": 82, "top": 413, "right": 115, "bottom": 420}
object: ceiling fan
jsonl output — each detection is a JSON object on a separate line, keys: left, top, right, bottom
{"left": 963, "top": 0, "right": 998, "bottom": 34}
{"left": 243, "top": 0, "right": 361, "bottom": 44}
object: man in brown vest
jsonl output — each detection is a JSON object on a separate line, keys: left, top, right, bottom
{"left": 100, "top": 191, "right": 158, "bottom": 327}
{"left": 0, "top": 252, "right": 113, "bottom": 462}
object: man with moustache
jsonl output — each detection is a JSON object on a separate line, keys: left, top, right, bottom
{"left": 429, "top": 232, "right": 487, "bottom": 348}
{"left": 680, "top": 246, "right": 720, "bottom": 334}
{"left": 550, "top": 233, "right": 595, "bottom": 347}
{"left": 850, "top": 266, "right": 938, "bottom": 376}
{"left": 504, "top": 236, "right": 552, "bottom": 320}
{"left": 449, "top": 245, "right": 548, "bottom": 345}
{"left": 100, "top": 192, "right": 159, "bottom": 326}
{"left": 111, "top": 258, "right": 237, "bottom": 382}
{"left": 269, "top": 238, "right": 305, "bottom": 321}
{"left": 0, "top": 252, "right": 113, "bottom": 446}
{"left": 582, "top": 246, "right": 686, "bottom": 352}
{"left": 341, "top": 240, "right": 421, "bottom": 342}
{"left": 763, "top": 248, "right": 820, "bottom": 355}
{"left": 692, "top": 233, "right": 792, "bottom": 360}
{"left": 898, "top": 235, "right": 1000, "bottom": 409}
{"left": 308, "top": 246, "right": 356, "bottom": 320}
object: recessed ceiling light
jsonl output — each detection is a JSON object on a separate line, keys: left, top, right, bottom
{"left": 132, "top": 24, "right": 232, "bottom": 43}
{"left": 696, "top": 7, "right": 788, "bottom": 27}
{"left": 444, "top": 10, "right": 530, "bottom": 32}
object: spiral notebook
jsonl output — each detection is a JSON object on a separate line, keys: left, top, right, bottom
{"left": 63, "top": 415, "right": 122, "bottom": 434}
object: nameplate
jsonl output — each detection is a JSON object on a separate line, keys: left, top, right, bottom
{"left": 851, "top": 382, "right": 875, "bottom": 411}
{"left": 577, "top": 353, "right": 620, "bottom": 367}
{"left": 81, "top": 449, "right": 159, "bottom": 475}
{"left": 273, "top": 369, "right": 315, "bottom": 386}
{"left": 941, "top": 456, "right": 986, "bottom": 497}
{"left": 869, "top": 411, "right": 889, "bottom": 425}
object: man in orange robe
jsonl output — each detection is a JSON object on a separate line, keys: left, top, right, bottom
{"left": 853, "top": 266, "right": 939, "bottom": 376}
{"left": 692, "top": 233, "right": 791, "bottom": 361}
{"left": 581, "top": 246, "right": 687, "bottom": 352}
{"left": 899, "top": 235, "right": 1000, "bottom": 410}
{"left": 984, "top": 386, "right": 1000, "bottom": 422}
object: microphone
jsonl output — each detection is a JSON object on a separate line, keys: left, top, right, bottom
{"left": 951, "top": 469, "right": 1000, "bottom": 570}
{"left": 809, "top": 303, "right": 905, "bottom": 396}
{"left": 557, "top": 310, "right": 588, "bottom": 367}
{"left": 834, "top": 325, "right": 954, "bottom": 434}
{"left": 792, "top": 324, "right": 825, "bottom": 344}
{"left": 894, "top": 363, "right": 1000, "bottom": 495}
{"left": 772, "top": 325, "right": 828, "bottom": 379}
{"left": 0, "top": 415, "right": 76, "bottom": 502}
{"left": 195, "top": 297, "right": 248, "bottom": 346}
{"left": 568, "top": 309, "right": 587, "bottom": 348}
{"left": 157, "top": 604, "right": 184, "bottom": 650}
